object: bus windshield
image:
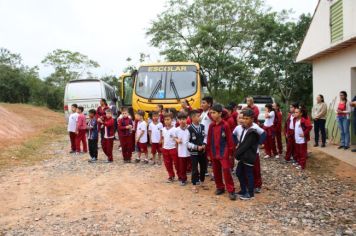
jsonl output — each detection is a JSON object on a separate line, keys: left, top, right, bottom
{"left": 135, "top": 65, "right": 197, "bottom": 99}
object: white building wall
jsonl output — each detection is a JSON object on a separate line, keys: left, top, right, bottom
{"left": 297, "top": 0, "right": 356, "bottom": 62}
{"left": 313, "top": 44, "right": 356, "bottom": 106}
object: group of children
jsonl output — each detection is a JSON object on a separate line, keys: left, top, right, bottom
{"left": 67, "top": 96, "right": 313, "bottom": 201}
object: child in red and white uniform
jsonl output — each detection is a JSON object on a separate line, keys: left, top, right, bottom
{"left": 117, "top": 108, "right": 133, "bottom": 163}
{"left": 67, "top": 104, "right": 78, "bottom": 153}
{"left": 149, "top": 111, "right": 163, "bottom": 165}
{"left": 135, "top": 110, "right": 148, "bottom": 163}
{"left": 273, "top": 103, "right": 283, "bottom": 155}
{"left": 284, "top": 103, "right": 299, "bottom": 162}
{"left": 293, "top": 107, "right": 312, "bottom": 170}
{"left": 175, "top": 112, "right": 190, "bottom": 186}
{"left": 98, "top": 109, "right": 115, "bottom": 163}
{"left": 157, "top": 104, "right": 165, "bottom": 124}
{"left": 75, "top": 106, "right": 88, "bottom": 154}
{"left": 263, "top": 104, "right": 278, "bottom": 159}
{"left": 161, "top": 113, "right": 179, "bottom": 183}
{"left": 206, "top": 104, "right": 236, "bottom": 201}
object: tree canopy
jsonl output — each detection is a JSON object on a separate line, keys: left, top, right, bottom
{"left": 147, "top": 0, "right": 312, "bottom": 106}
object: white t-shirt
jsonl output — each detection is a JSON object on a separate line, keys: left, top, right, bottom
{"left": 136, "top": 120, "right": 148, "bottom": 143}
{"left": 200, "top": 110, "right": 212, "bottom": 137}
{"left": 176, "top": 127, "right": 190, "bottom": 158}
{"left": 264, "top": 111, "right": 275, "bottom": 127}
{"left": 294, "top": 119, "right": 305, "bottom": 144}
{"left": 289, "top": 115, "right": 295, "bottom": 130}
{"left": 233, "top": 123, "right": 264, "bottom": 154}
{"left": 162, "top": 126, "right": 177, "bottom": 150}
{"left": 149, "top": 122, "right": 163, "bottom": 143}
{"left": 67, "top": 113, "right": 78, "bottom": 132}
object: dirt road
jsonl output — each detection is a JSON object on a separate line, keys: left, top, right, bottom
{"left": 0, "top": 131, "right": 355, "bottom": 235}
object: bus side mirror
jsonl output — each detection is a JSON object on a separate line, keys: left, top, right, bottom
{"left": 131, "top": 70, "right": 138, "bottom": 78}
{"left": 200, "top": 74, "right": 208, "bottom": 87}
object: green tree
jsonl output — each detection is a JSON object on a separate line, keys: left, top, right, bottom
{"left": 42, "top": 49, "right": 100, "bottom": 87}
{"left": 146, "top": 0, "right": 265, "bottom": 103}
{"left": 250, "top": 12, "right": 312, "bottom": 105}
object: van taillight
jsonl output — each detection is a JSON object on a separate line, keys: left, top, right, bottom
{"left": 64, "top": 105, "right": 68, "bottom": 111}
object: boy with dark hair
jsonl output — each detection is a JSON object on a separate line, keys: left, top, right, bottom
{"left": 235, "top": 109, "right": 260, "bottom": 200}
{"left": 75, "top": 106, "right": 88, "bottom": 154}
{"left": 175, "top": 112, "right": 190, "bottom": 186}
{"left": 188, "top": 110, "right": 208, "bottom": 193}
{"left": 206, "top": 104, "right": 236, "bottom": 200}
{"left": 118, "top": 107, "right": 133, "bottom": 163}
{"left": 149, "top": 111, "right": 163, "bottom": 165}
{"left": 87, "top": 109, "right": 98, "bottom": 163}
{"left": 135, "top": 110, "right": 148, "bottom": 163}
{"left": 161, "top": 113, "right": 179, "bottom": 183}
{"left": 98, "top": 109, "right": 115, "bottom": 163}
{"left": 67, "top": 104, "right": 78, "bottom": 153}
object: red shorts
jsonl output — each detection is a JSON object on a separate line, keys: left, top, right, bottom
{"left": 151, "top": 143, "right": 162, "bottom": 154}
{"left": 138, "top": 142, "right": 148, "bottom": 153}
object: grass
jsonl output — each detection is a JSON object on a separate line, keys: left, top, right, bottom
{"left": 0, "top": 124, "right": 66, "bottom": 170}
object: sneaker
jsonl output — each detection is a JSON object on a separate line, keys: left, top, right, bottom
{"left": 180, "top": 181, "right": 187, "bottom": 186}
{"left": 135, "top": 158, "right": 140, "bottom": 163}
{"left": 344, "top": 146, "right": 350, "bottom": 150}
{"left": 104, "top": 160, "right": 113, "bottom": 163}
{"left": 69, "top": 150, "right": 76, "bottom": 154}
{"left": 321, "top": 143, "right": 326, "bottom": 148}
{"left": 215, "top": 189, "right": 225, "bottom": 195}
{"left": 292, "top": 162, "right": 298, "bottom": 166}
{"left": 338, "top": 146, "right": 344, "bottom": 149}
{"left": 144, "top": 159, "right": 149, "bottom": 164}
{"left": 295, "top": 165, "right": 301, "bottom": 170}
{"left": 166, "top": 177, "right": 174, "bottom": 183}
{"left": 313, "top": 144, "right": 318, "bottom": 147}
{"left": 88, "top": 157, "right": 97, "bottom": 163}
{"left": 274, "top": 155, "right": 279, "bottom": 159}
{"left": 205, "top": 172, "right": 210, "bottom": 176}
{"left": 255, "top": 188, "right": 261, "bottom": 193}
{"left": 239, "top": 193, "right": 254, "bottom": 200}
{"left": 229, "top": 192, "right": 237, "bottom": 201}
{"left": 264, "top": 155, "right": 271, "bottom": 159}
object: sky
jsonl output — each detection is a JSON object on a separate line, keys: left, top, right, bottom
{"left": 0, "top": 0, "right": 319, "bottom": 78}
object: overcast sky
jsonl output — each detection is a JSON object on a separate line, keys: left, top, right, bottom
{"left": 0, "top": 0, "right": 319, "bottom": 78}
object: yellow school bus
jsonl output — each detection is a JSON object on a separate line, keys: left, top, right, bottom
{"left": 119, "top": 62, "right": 206, "bottom": 113}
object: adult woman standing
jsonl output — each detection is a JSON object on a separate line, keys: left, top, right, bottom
{"left": 96, "top": 98, "right": 110, "bottom": 146}
{"left": 336, "top": 91, "right": 352, "bottom": 150}
{"left": 311, "top": 95, "right": 327, "bottom": 147}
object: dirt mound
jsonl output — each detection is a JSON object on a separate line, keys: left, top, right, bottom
{"left": 0, "top": 104, "right": 65, "bottom": 149}
{"left": 0, "top": 106, "right": 34, "bottom": 141}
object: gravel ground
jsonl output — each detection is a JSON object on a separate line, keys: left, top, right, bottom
{"left": 0, "top": 136, "right": 355, "bottom": 236}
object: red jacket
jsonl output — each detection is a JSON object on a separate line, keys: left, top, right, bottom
{"left": 225, "top": 114, "right": 237, "bottom": 132}
{"left": 103, "top": 117, "right": 115, "bottom": 138}
{"left": 118, "top": 117, "right": 133, "bottom": 137}
{"left": 284, "top": 113, "right": 294, "bottom": 136}
{"left": 293, "top": 117, "right": 312, "bottom": 142}
{"left": 206, "top": 120, "right": 234, "bottom": 160}
{"left": 248, "top": 105, "right": 259, "bottom": 123}
{"left": 275, "top": 110, "right": 282, "bottom": 132}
